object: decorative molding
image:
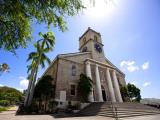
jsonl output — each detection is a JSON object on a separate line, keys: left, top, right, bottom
{"left": 59, "top": 52, "right": 91, "bottom": 57}
{"left": 85, "top": 58, "right": 115, "bottom": 69}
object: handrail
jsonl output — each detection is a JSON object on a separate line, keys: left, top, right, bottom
{"left": 114, "top": 107, "right": 118, "bottom": 120}
{"left": 110, "top": 102, "right": 118, "bottom": 120}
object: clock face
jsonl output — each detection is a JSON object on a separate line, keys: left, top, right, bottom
{"left": 94, "top": 43, "right": 102, "bottom": 53}
{"left": 82, "top": 46, "right": 87, "bottom": 52}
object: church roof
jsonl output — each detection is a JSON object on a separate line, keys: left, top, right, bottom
{"left": 40, "top": 51, "right": 125, "bottom": 80}
{"left": 40, "top": 52, "right": 92, "bottom": 78}
{"left": 105, "top": 57, "right": 125, "bottom": 76}
{"left": 59, "top": 52, "right": 125, "bottom": 76}
{"left": 58, "top": 51, "right": 91, "bottom": 57}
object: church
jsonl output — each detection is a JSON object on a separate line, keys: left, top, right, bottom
{"left": 41, "top": 27, "right": 126, "bottom": 108}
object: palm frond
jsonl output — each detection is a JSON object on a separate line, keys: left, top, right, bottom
{"left": 27, "top": 52, "right": 37, "bottom": 61}
{"left": 45, "top": 41, "right": 50, "bottom": 50}
{"left": 45, "top": 56, "right": 51, "bottom": 65}
{"left": 43, "top": 47, "right": 51, "bottom": 53}
{"left": 27, "top": 65, "right": 32, "bottom": 73}
{"left": 40, "top": 61, "right": 45, "bottom": 69}
{"left": 26, "top": 31, "right": 54, "bottom": 84}
{"left": 36, "top": 42, "right": 41, "bottom": 53}
{"left": 39, "top": 32, "right": 43, "bottom": 37}
{"left": 41, "top": 53, "right": 51, "bottom": 65}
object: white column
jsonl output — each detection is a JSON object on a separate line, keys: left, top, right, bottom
{"left": 95, "top": 64, "right": 103, "bottom": 102}
{"left": 86, "top": 61, "right": 94, "bottom": 102}
{"left": 106, "top": 68, "right": 116, "bottom": 102}
{"left": 112, "top": 70, "right": 123, "bottom": 102}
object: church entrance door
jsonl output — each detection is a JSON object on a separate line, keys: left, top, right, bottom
{"left": 101, "top": 86, "right": 107, "bottom": 101}
{"left": 102, "top": 90, "right": 107, "bottom": 101}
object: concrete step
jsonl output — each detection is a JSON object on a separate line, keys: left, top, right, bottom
{"left": 99, "top": 112, "right": 160, "bottom": 118}
{"left": 80, "top": 110, "right": 160, "bottom": 115}
{"left": 78, "top": 102, "right": 160, "bottom": 118}
{"left": 99, "top": 108, "right": 160, "bottom": 112}
{"left": 80, "top": 112, "right": 160, "bottom": 118}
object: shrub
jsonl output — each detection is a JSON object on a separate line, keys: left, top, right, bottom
{"left": 77, "top": 73, "right": 93, "bottom": 102}
{"left": 0, "top": 107, "right": 8, "bottom": 112}
{"left": 48, "top": 100, "right": 58, "bottom": 113}
{"left": 48, "top": 100, "right": 58, "bottom": 108}
{"left": 0, "top": 100, "right": 10, "bottom": 106}
{"left": 0, "top": 86, "right": 23, "bottom": 105}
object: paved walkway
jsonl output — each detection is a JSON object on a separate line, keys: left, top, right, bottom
{"left": 0, "top": 110, "right": 160, "bottom": 120}
{"left": 0, "top": 110, "right": 114, "bottom": 120}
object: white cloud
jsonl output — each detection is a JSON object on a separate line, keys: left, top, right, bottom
{"left": 142, "top": 62, "right": 149, "bottom": 70}
{"left": 131, "top": 81, "right": 136, "bottom": 85}
{"left": 0, "top": 84, "right": 4, "bottom": 87}
{"left": 127, "top": 66, "right": 139, "bottom": 72}
{"left": 17, "top": 88, "right": 24, "bottom": 92}
{"left": 120, "top": 60, "right": 139, "bottom": 72}
{"left": 19, "top": 76, "right": 29, "bottom": 90}
{"left": 143, "top": 82, "right": 151, "bottom": 87}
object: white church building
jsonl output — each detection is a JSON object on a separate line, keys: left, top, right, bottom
{"left": 41, "top": 27, "right": 126, "bottom": 107}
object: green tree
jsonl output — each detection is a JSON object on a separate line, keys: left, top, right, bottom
{"left": 127, "top": 83, "right": 141, "bottom": 102}
{"left": 0, "top": 63, "right": 9, "bottom": 76}
{"left": 0, "top": 0, "right": 84, "bottom": 53}
{"left": 78, "top": 73, "right": 93, "bottom": 102}
{"left": 33, "top": 75, "right": 54, "bottom": 111}
{"left": 24, "top": 32, "right": 55, "bottom": 106}
{"left": 0, "top": 86, "right": 23, "bottom": 106}
{"left": 120, "top": 85, "right": 129, "bottom": 102}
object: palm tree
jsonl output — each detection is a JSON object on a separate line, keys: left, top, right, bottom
{"left": 24, "top": 32, "right": 55, "bottom": 106}
{"left": 0, "top": 63, "right": 9, "bottom": 76}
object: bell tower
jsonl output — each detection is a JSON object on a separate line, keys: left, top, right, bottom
{"left": 79, "top": 27, "right": 106, "bottom": 62}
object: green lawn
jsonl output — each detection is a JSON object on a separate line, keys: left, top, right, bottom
{"left": 0, "top": 107, "right": 10, "bottom": 112}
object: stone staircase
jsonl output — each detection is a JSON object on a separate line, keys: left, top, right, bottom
{"left": 78, "top": 102, "right": 160, "bottom": 118}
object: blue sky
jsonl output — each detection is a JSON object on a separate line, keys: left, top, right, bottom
{"left": 0, "top": 0, "right": 160, "bottom": 98}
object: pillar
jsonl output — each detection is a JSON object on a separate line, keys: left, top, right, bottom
{"left": 106, "top": 68, "right": 116, "bottom": 102}
{"left": 112, "top": 70, "right": 123, "bottom": 102}
{"left": 95, "top": 64, "right": 103, "bottom": 102}
{"left": 86, "top": 61, "right": 94, "bottom": 102}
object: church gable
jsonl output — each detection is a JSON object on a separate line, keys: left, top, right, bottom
{"left": 58, "top": 52, "right": 92, "bottom": 64}
{"left": 102, "top": 58, "right": 114, "bottom": 67}
{"left": 104, "top": 57, "right": 124, "bottom": 75}
{"left": 40, "top": 57, "right": 58, "bottom": 85}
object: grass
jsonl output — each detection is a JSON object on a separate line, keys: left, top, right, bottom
{"left": 0, "top": 106, "right": 10, "bottom": 112}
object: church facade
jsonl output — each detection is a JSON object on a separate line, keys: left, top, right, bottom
{"left": 41, "top": 28, "right": 126, "bottom": 108}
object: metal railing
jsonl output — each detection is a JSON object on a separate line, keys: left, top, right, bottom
{"left": 110, "top": 102, "right": 118, "bottom": 120}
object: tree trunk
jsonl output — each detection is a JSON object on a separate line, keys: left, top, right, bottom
{"left": 27, "top": 68, "right": 38, "bottom": 106}
{"left": 26, "top": 39, "right": 47, "bottom": 106}
{"left": 38, "top": 99, "right": 41, "bottom": 110}
{"left": 45, "top": 96, "right": 48, "bottom": 112}
{"left": 24, "top": 69, "right": 34, "bottom": 106}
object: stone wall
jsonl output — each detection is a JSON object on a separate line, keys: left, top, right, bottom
{"left": 44, "top": 60, "right": 58, "bottom": 85}
{"left": 55, "top": 58, "right": 85, "bottom": 102}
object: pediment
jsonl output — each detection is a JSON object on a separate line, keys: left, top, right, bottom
{"left": 104, "top": 57, "right": 124, "bottom": 75}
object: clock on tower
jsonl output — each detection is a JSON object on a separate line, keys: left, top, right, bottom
{"left": 94, "top": 43, "right": 102, "bottom": 53}
{"left": 79, "top": 27, "right": 106, "bottom": 62}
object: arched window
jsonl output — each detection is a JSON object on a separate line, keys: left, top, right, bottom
{"left": 94, "top": 35, "right": 97, "bottom": 41}
{"left": 82, "top": 46, "right": 87, "bottom": 52}
{"left": 72, "top": 65, "right": 76, "bottom": 76}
